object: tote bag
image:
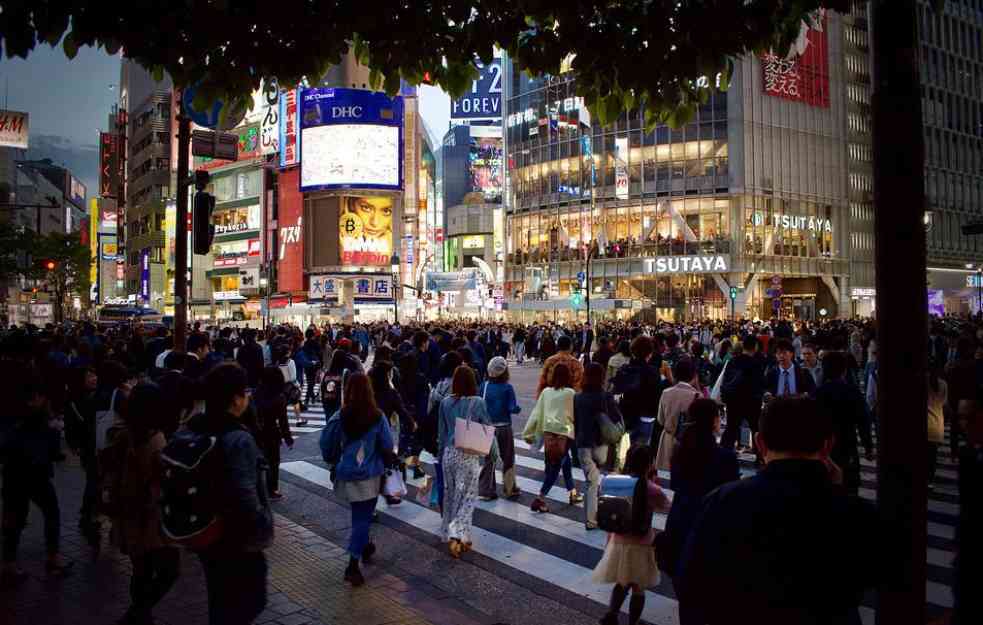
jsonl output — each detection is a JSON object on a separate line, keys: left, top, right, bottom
{"left": 94, "top": 388, "right": 120, "bottom": 451}
{"left": 454, "top": 397, "right": 495, "bottom": 456}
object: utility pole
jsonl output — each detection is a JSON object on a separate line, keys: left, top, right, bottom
{"left": 174, "top": 113, "right": 191, "bottom": 353}
{"left": 871, "top": 2, "right": 928, "bottom": 623}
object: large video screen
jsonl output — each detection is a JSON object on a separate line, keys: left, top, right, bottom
{"left": 301, "top": 124, "right": 400, "bottom": 190}
{"left": 339, "top": 196, "right": 394, "bottom": 267}
{"left": 469, "top": 135, "right": 503, "bottom": 202}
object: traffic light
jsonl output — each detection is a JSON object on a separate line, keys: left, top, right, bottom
{"left": 729, "top": 286, "right": 738, "bottom": 301}
{"left": 193, "top": 190, "right": 216, "bottom": 255}
{"left": 570, "top": 289, "right": 583, "bottom": 307}
{"left": 44, "top": 260, "right": 56, "bottom": 271}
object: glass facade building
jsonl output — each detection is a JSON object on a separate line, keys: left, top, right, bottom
{"left": 503, "top": 11, "right": 852, "bottom": 321}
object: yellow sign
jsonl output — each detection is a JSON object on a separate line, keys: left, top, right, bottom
{"left": 462, "top": 235, "right": 485, "bottom": 249}
{"left": 102, "top": 242, "right": 118, "bottom": 258}
{"left": 339, "top": 196, "right": 393, "bottom": 267}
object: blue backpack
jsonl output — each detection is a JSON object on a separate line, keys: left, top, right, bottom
{"left": 319, "top": 413, "right": 343, "bottom": 465}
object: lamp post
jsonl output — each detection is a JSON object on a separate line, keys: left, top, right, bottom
{"left": 390, "top": 253, "right": 400, "bottom": 324}
{"left": 260, "top": 276, "right": 269, "bottom": 331}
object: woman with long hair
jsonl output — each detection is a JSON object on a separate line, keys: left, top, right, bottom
{"left": 327, "top": 373, "right": 395, "bottom": 587}
{"left": 368, "top": 360, "right": 412, "bottom": 503}
{"left": 523, "top": 363, "right": 581, "bottom": 513}
{"left": 927, "top": 361, "right": 947, "bottom": 488}
{"left": 438, "top": 365, "right": 491, "bottom": 558}
{"left": 592, "top": 444, "right": 669, "bottom": 625}
{"left": 108, "top": 382, "right": 181, "bottom": 625}
{"left": 275, "top": 344, "right": 306, "bottom": 427}
{"left": 658, "top": 398, "right": 739, "bottom": 624}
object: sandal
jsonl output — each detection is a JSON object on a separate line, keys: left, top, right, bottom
{"left": 448, "top": 539, "right": 463, "bottom": 559}
{"left": 569, "top": 490, "right": 584, "bottom": 505}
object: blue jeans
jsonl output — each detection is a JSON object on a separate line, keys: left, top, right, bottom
{"left": 349, "top": 499, "right": 376, "bottom": 559}
{"left": 540, "top": 450, "right": 574, "bottom": 497}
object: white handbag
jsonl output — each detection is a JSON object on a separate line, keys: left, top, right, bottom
{"left": 454, "top": 397, "right": 495, "bottom": 456}
{"left": 383, "top": 468, "right": 407, "bottom": 499}
{"left": 94, "top": 388, "right": 120, "bottom": 451}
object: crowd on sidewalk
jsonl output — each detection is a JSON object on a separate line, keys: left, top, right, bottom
{"left": 0, "top": 314, "right": 981, "bottom": 624}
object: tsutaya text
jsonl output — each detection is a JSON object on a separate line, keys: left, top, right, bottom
{"left": 644, "top": 255, "right": 731, "bottom": 274}
{"left": 753, "top": 212, "right": 833, "bottom": 232}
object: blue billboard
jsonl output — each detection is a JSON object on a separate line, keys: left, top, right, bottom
{"left": 140, "top": 248, "right": 150, "bottom": 303}
{"left": 299, "top": 88, "right": 404, "bottom": 192}
{"left": 451, "top": 59, "right": 502, "bottom": 120}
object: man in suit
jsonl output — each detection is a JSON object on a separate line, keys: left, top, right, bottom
{"left": 765, "top": 338, "right": 817, "bottom": 398}
{"left": 678, "top": 396, "right": 882, "bottom": 625}
{"left": 578, "top": 323, "right": 595, "bottom": 359}
{"left": 720, "top": 335, "right": 767, "bottom": 458}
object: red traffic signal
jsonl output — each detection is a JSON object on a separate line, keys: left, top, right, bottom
{"left": 45, "top": 260, "right": 56, "bottom": 271}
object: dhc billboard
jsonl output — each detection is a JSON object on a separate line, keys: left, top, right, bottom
{"left": 451, "top": 59, "right": 502, "bottom": 120}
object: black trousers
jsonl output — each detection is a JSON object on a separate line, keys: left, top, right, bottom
{"left": 2, "top": 471, "right": 61, "bottom": 561}
{"left": 304, "top": 366, "right": 319, "bottom": 404}
{"left": 128, "top": 547, "right": 180, "bottom": 620}
{"left": 264, "top": 440, "right": 282, "bottom": 494}
{"left": 79, "top": 460, "right": 99, "bottom": 528}
{"left": 199, "top": 551, "right": 268, "bottom": 625}
{"left": 722, "top": 399, "right": 761, "bottom": 453}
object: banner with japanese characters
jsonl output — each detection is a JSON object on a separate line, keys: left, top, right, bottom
{"left": 761, "top": 9, "right": 829, "bottom": 108}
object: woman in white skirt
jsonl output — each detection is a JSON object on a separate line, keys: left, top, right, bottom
{"left": 437, "top": 365, "right": 491, "bottom": 558}
{"left": 592, "top": 445, "right": 670, "bottom": 625}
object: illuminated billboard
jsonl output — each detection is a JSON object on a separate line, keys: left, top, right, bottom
{"left": 761, "top": 9, "right": 830, "bottom": 108}
{"left": 339, "top": 196, "right": 393, "bottom": 267}
{"left": 468, "top": 131, "right": 503, "bottom": 202}
{"left": 299, "top": 88, "right": 403, "bottom": 191}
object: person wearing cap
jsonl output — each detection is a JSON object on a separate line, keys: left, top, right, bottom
{"left": 478, "top": 357, "right": 522, "bottom": 501}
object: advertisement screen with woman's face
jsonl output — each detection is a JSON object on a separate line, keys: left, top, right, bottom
{"left": 339, "top": 196, "right": 393, "bottom": 266}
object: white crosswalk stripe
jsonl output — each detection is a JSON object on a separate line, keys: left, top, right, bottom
{"left": 279, "top": 428, "right": 957, "bottom": 621}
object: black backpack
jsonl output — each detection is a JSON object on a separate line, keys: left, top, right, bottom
{"left": 159, "top": 428, "right": 227, "bottom": 550}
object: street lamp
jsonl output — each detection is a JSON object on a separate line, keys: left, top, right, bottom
{"left": 390, "top": 253, "right": 400, "bottom": 324}
{"left": 260, "top": 276, "right": 269, "bottom": 331}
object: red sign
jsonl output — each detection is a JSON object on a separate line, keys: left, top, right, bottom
{"left": 761, "top": 10, "right": 830, "bottom": 108}
{"left": 99, "top": 132, "right": 118, "bottom": 198}
{"left": 282, "top": 89, "right": 299, "bottom": 167}
{"left": 277, "top": 168, "right": 304, "bottom": 292}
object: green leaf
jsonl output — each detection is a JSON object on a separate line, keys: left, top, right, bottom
{"left": 62, "top": 32, "right": 78, "bottom": 60}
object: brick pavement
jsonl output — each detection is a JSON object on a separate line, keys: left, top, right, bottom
{"left": 0, "top": 455, "right": 436, "bottom": 625}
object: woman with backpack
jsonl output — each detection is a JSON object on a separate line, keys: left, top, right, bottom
{"left": 592, "top": 445, "right": 670, "bottom": 625}
{"left": 107, "top": 382, "right": 181, "bottom": 625}
{"left": 575, "top": 362, "right": 623, "bottom": 530}
{"left": 275, "top": 344, "right": 306, "bottom": 427}
{"left": 523, "top": 362, "right": 582, "bottom": 513}
{"left": 657, "top": 398, "right": 739, "bottom": 624}
{"left": 438, "top": 365, "right": 491, "bottom": 558}
{"left": 324, "top": 373, "right": 395, "bottom": 587}
{"left": 253, "top": 366, "right": 293, "bottom": 501}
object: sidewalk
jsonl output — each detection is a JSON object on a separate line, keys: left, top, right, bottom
{"left": 0, "top": 455, "right": 435, "bottom": 625}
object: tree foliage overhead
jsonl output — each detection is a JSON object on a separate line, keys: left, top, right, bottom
{"left": 1, "top": 0, "right": 845, "bottom": 127}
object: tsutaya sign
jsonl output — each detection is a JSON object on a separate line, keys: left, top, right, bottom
{"left": 645, "top": 255, "right": 731, "bottom": 274}
{"left": 753, "top": 212, "right": 832, "bottom": 232}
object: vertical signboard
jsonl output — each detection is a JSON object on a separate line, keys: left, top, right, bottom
{"left": 276, "top": 168, "right": 304, "bottom": 292}
{"left": 99, "top": 132, "right": 119, "bottom": 198}
{"left": 614, "top": 136, "right": 629, "bottom": 200}
{"left": 260, "top": 80, "right": 280, "bottom": 155}
{"left": 140, "top": 249, "right": 150, "bottom": 303}
{"left": 279, "top": 88, "right": 300, "bottom": 167}
{"left": 761, "top": 9, "right": 830, "bottom": 108}
{"left": 450, "top": 59, "right": 502, "bottom": 119}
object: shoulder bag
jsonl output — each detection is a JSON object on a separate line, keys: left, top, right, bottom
{"left": 454, "top": 397, "right": 495, "bottom": 456}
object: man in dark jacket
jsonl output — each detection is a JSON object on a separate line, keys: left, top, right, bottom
{"left": 815, "top": 351, "right": 874, "bottom": 495}
{"left": 678, "top": 396, "right": 881, "bottom": 625}
{"left": 764, "top": 339, "right": 817, "bottom": 398}
{"left": 611, "top": 335, "right": 665, "bottom": 446}
{"left": 236, "top": 329, "right": 266, "bottom": 389}
{"left": 720, "top": 335, "right": 767, "bottom": 458}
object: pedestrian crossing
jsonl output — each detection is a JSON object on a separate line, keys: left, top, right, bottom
{"left": 287, "top": 404, "right": 332, "bottom": 436}
{"left": 278, "top": 431, "right": 959, "bottom": 625}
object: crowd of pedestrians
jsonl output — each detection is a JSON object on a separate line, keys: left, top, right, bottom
{"left": 0, "top": 313, "right": 981, "bottom": 624}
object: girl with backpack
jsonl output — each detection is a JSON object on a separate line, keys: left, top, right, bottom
{"left": 324, "top": 373, "right": 395, "bottom": 587}
{"left": 438, "top": 365, "right": 491, "bottom": 558}
{"left": 275, "top": 345, "right": 306, "bottom": 427}
{"left": 107, "top": 382, "right": 181, "bottom": 625}
{"left": 592, "top": 445, "right": 669, "bottom": 625}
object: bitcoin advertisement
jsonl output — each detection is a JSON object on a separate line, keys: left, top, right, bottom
{"left": 338, "top": 196, "right": 393, "bottom": 267}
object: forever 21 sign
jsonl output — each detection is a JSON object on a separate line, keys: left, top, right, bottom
{"left": 451, "top": 59, "right": 502, "bottom": 120}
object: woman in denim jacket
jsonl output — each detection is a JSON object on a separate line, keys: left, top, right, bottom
{"left": 326, "top": 373, "right": 395, "bottom": 587}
